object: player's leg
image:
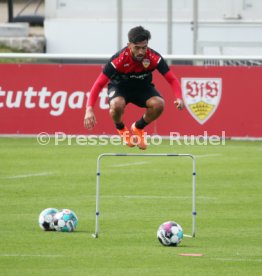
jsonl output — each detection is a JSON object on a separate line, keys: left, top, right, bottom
{"left": 131, "top": 96, "right": 164, "bottom": 150}
{"left": 109, "top": 96, "right": 126, "bottom": 125}
{"left": 130, "top": 86, "right": 164, "bottom": 150}
{"left": 144, "top": 96, "right": 165, "bottom": 124}
{"left": 108, "top": 88, "right": 135, "bottom": 147}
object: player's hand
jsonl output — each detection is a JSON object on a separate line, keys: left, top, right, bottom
{"left": 174, "top": 98, "right": 184, "bottom": 110}
{"left": 84, "top": 107, "right": 97, "bottom": 130}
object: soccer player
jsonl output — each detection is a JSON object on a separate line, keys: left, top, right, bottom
{"left": 84, "top": 26, "right": 184, "bottom": 150}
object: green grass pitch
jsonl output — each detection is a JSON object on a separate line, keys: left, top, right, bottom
{"left": 0, "top": 137, "right": 262, "bottom": 275}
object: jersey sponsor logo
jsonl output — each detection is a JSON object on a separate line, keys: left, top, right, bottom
{"left": 142, "top": 58, "right": 150, "bottom": 68}
{"left": 181, "top": 78, "right": 222, "bottom": 125}
{"left": 129, "top": 73, "right": 150, "bottom": 80}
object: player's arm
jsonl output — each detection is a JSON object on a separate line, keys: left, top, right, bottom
{"left": 157, "top": 58, "right": 184, "bottom": 110}
{"left": 164, "top": 70, "right": 184, "bottom": 110}
{"left": 84, "top": 72, "right": 109, "bottom": 130}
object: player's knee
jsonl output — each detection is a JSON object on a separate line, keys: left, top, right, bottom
{"left": 151, "top": 97, "right": 165, "bottom": 113}
{"left": 157, "top": 98, "right": 165, "bottom": 112}
{"left": 109, "top": 98, "right": 125, "bottom": 115}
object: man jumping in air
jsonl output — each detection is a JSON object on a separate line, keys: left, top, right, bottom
{"left": 84, "top": 26, "right": 184, "bottom": 150}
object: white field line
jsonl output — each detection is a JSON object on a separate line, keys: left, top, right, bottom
{"left": 2, "top": 172, "right": 54, "bottom": 179}
{"left": 110, "top": 154, "right": 222, "bottom": 168}
{"left": 86, "top": 195, "right": 216, "bottom": 200}
{"left": 0, "top": 254, "right": 63, "bottom": 257}
{"left": 2, "top": 255, "right": 261, "bottom": 262}
{"left": 110, "top": 161, "right": 150, "bottom": 167}
{"left": 211, "top": 257, "right": 262, "bottom": 262}
{"left": 195, "top": 154, "right": 222, "bottom": 158}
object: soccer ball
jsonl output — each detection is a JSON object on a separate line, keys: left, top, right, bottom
{"left": 38, "top": 208, "right": 59, "bottom": 231}
{"left": 53, "top": 209, "right": 78, "bottom": 232}
{"left": 157, "top": 221, "right": 183, "bottom": 246}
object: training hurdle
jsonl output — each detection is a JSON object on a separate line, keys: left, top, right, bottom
{"left": 92, "top": 153, "right": 196, "bottom": 238}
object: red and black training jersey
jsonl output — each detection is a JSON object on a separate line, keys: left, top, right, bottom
{"left": 103, "top": 47, "right": 170, "bottom": 86}
{"left": 87, "top": 46, "right": 182, "bottom": 107}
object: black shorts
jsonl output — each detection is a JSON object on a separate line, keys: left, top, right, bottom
{"left": 107, "top": 84, "right": 162, "bottom": 107}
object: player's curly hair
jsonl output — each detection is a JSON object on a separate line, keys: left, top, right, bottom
{"left": 128, "top": 26, "right": 151, "bottom": 43}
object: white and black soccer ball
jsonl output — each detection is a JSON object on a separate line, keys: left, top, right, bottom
{"left": 157, "top": 221, "right": 183, "bottom": 246}
{"left": 38, "top": 208, "right": 59, "bottom": 231}
{"left": 53, "top": 209, "right": 78, "bottom": 232}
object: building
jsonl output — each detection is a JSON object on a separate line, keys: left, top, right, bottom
{"left": 45, "top": 0, "right": 262, "bottom": 55}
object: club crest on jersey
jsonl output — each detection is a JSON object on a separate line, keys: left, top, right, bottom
{"left": 181, "top": 78, "right": 222, "bottom": 125}
{"left": 142, "top": 58, "right": 150, "bottom": 68}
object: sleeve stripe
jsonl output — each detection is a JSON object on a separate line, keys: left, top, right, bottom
{"left": 111, "top": 62, "right": 116, "bottom": 69}
{"left": 157, "top": 57, "right": 161, "bottom": 64}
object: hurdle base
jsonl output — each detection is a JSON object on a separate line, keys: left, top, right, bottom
{"left": 183, "top": 234, "right": 193, "bottom": 238}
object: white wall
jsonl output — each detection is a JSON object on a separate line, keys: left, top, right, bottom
{"left": 44, "top": 0, "right": 262, "bottom": 55}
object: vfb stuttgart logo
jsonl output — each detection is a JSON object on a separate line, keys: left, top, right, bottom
{"left": 181, "top": 78, "right": 222, "bottom": 125}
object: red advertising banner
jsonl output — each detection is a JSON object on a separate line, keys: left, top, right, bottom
{"left": 0, "top": 64, "right": 261, "bottom": 137}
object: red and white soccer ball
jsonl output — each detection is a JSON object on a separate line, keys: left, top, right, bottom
{"left": 157, "top": 221, "right": 184, "bottom": 246}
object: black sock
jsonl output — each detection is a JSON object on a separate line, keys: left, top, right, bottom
{"left": 135, "top": 117, "right": 148, "bottom": 129}
{"left": 115, "top": 122, "right": 125, "bottom": 130}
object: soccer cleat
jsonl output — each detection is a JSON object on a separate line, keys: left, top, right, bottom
{"left": 131, "top": 123, "right": 147, "bottom": 150}
{"left": 117, "top": 126, "right": 135, "bottom": 147}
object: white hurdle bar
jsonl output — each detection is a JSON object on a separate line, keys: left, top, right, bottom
{"left": 92, "top": 153, "right": 196, "bottom": 238}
